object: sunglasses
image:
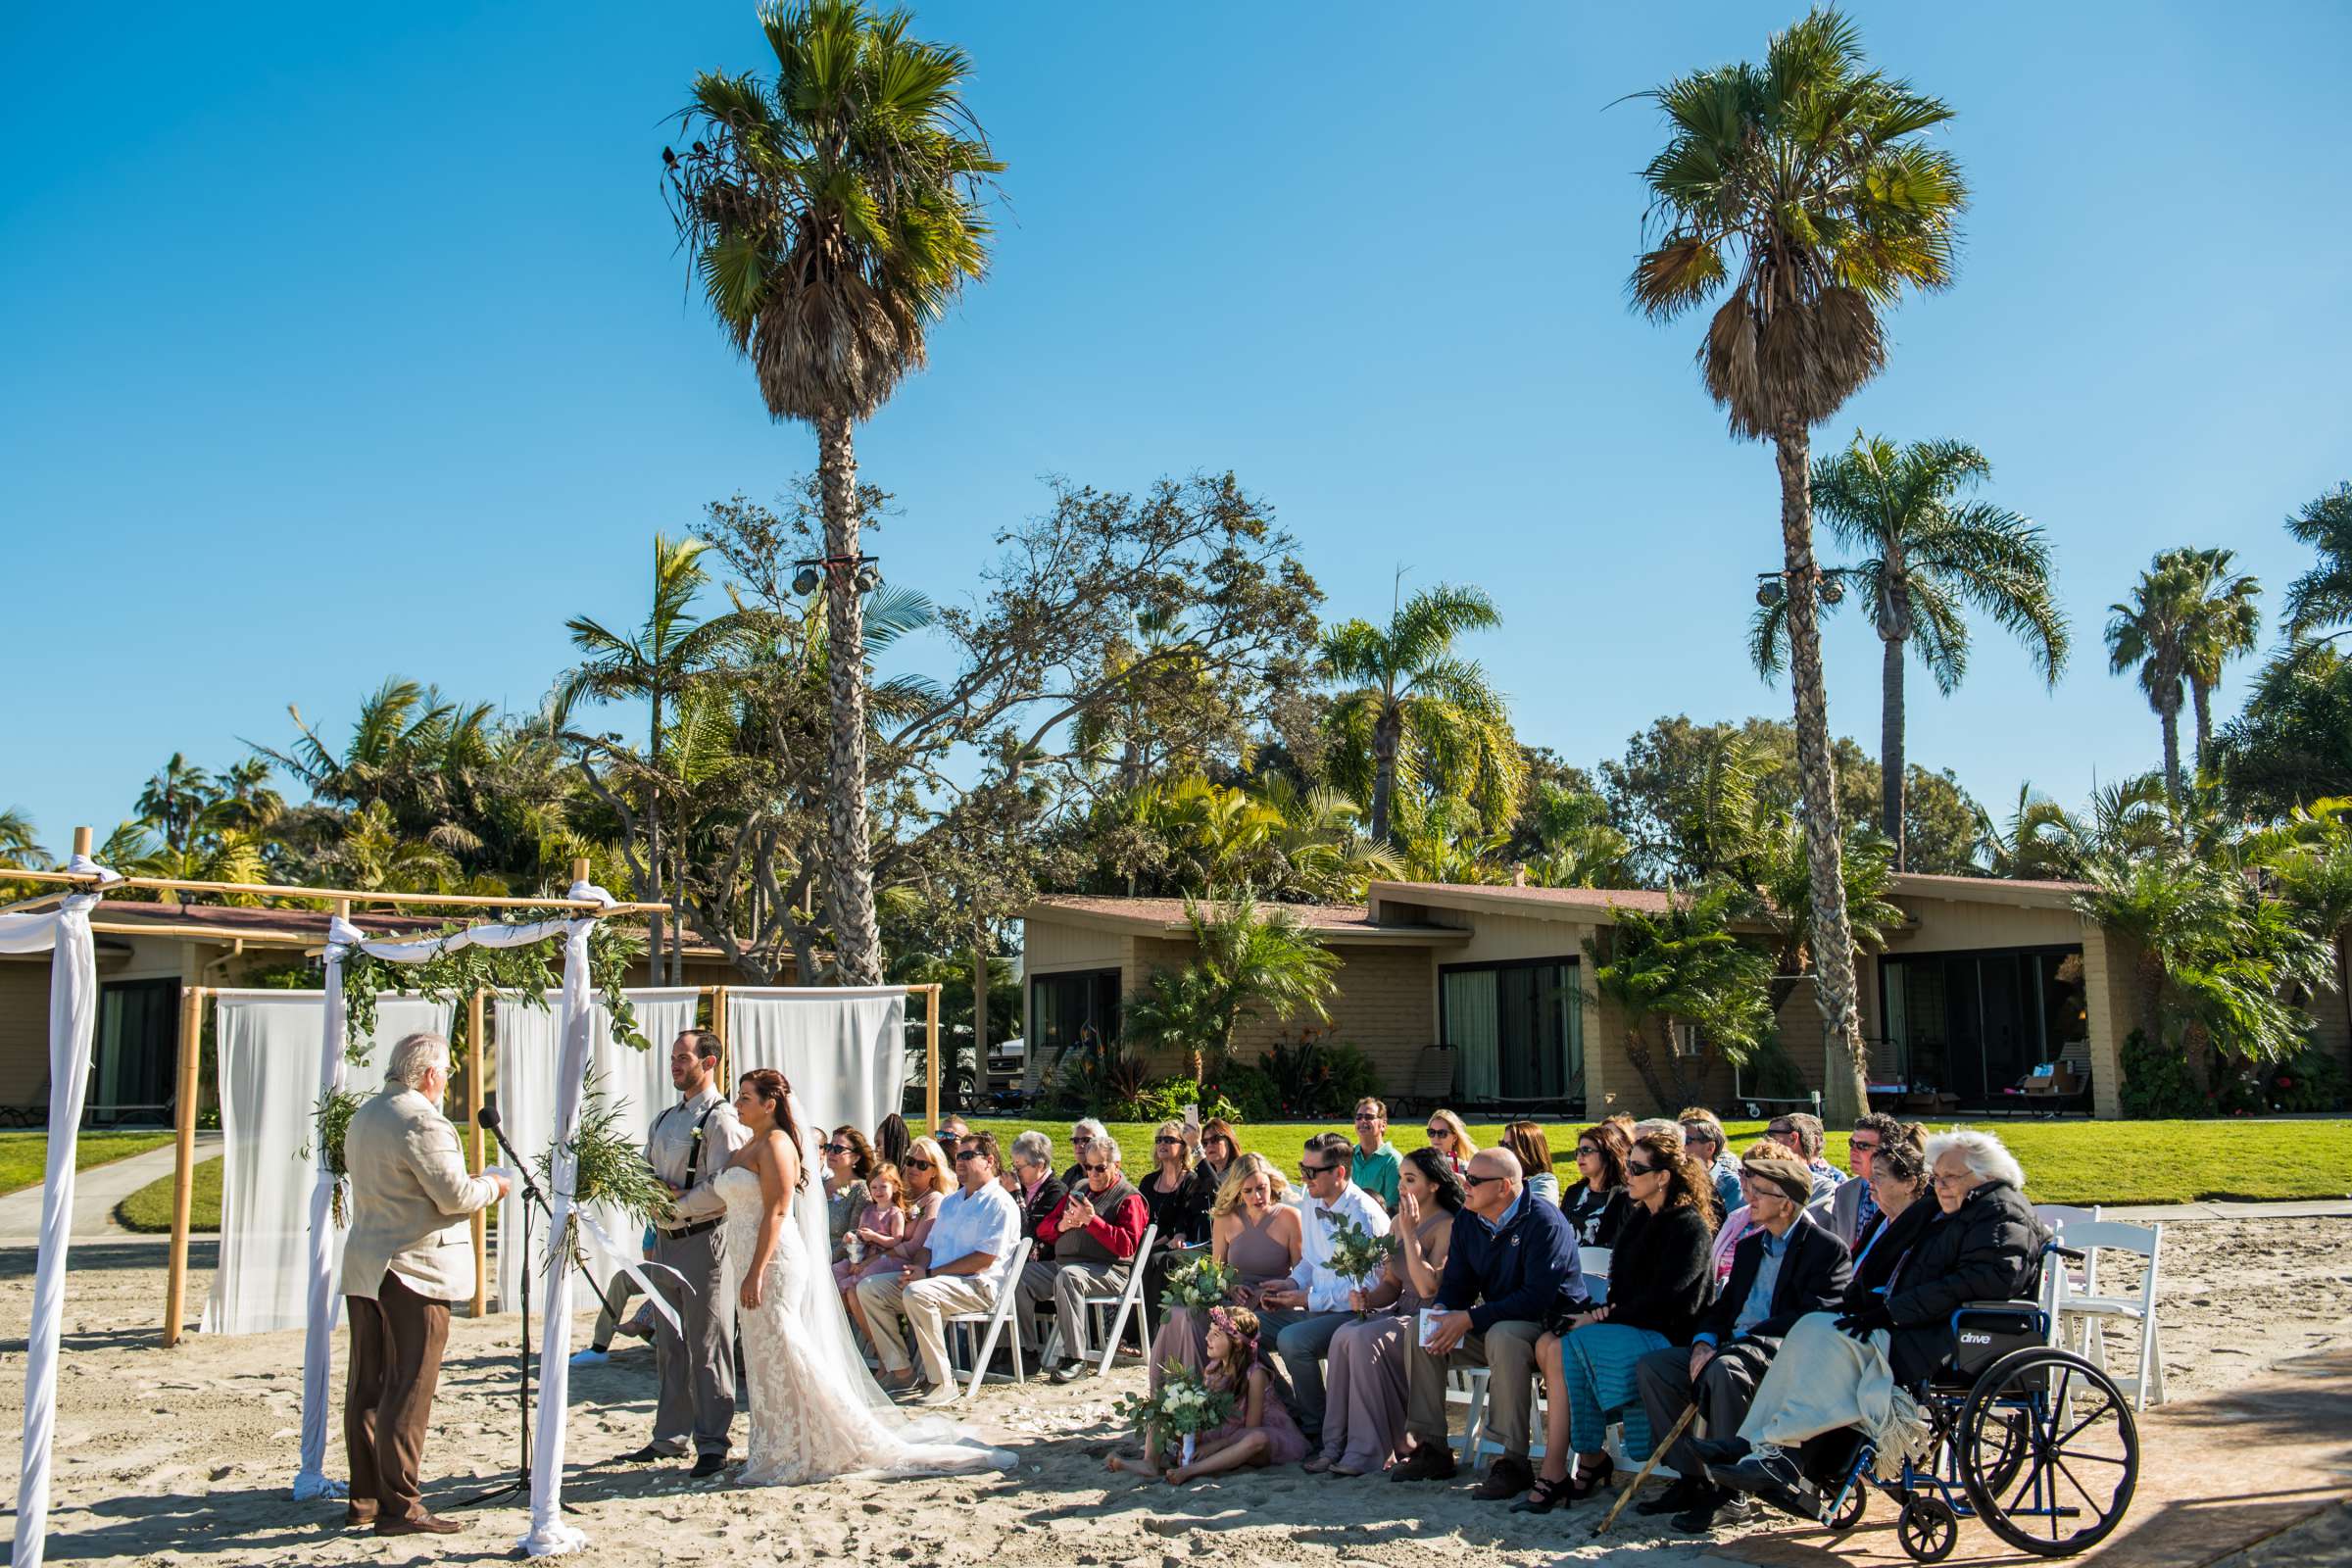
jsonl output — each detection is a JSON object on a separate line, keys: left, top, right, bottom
{"left": 1081, "top": 1161, "right": 1112, "bottom": 1174}
{"left": 1462, "top": 1172, "right": 1502, "bottom": 1188}
{"left": 1768, "top": 1124, "right": 1797, "bottom": 1138}
{"left": 1425, "top": 1126, "right": 1452, "bottom": 1139}
{"left": 1575, "top": 1145, "right": 1600, "bottom": 1157}
{"left": 1850, "top": 1139, "right": 1882, "bottom": 1153}
{"left": 1626, "top": 1159, "right": 1661, "bottom": 1176}
{"left": 1298, "top": 1162, "right": 1336, "bottom": 1177}
{"left": 821, "top": 1143, "right": 850, "bottom": 1154}
{"left": 1154, "top": 1135, "right": 1184, "bottom": 1146}
{"left": 899, "top": 1157, "right": 926, "bottom": 1168}
{"left": 952, "top": 1150, "right": 982, "bottom": 1162}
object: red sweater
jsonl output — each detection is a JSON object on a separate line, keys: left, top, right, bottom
{"left": 1040, "top": 1185, "right": 1150, "bottom": 1263}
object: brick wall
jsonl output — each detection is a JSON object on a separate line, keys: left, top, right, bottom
{"left": 1226, "top": 946, "right": 1435, "bottom": 1095}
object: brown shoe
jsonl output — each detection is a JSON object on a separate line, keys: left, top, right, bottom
{"left": 374, "top": 1513, "right": 463, "bottom": 1537}
{"left": 1474, "top": 1454, "right": 1536, "bottom": 1500}
{"left": 1389, "top": 1444, "right": 1458, "bottom": 1483}
{"left": 342, "top": 1504, "right": 377, "bottom": 1529}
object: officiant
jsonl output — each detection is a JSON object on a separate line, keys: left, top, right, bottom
{"left": 624, "top": 1029, "right": 751, "bottom": 1478}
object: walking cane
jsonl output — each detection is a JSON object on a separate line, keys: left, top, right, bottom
{"left": 1592, "top": 1404, "right": 1698, "bottom": 1538}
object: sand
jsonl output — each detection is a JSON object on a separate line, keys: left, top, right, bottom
{"left": 3, "top": 1216, "right": 2346, "bottom": 1567}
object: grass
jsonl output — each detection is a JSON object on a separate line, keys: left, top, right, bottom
{"left": 0, "top": 1130, "right": 177, "bottom": 1197}
{"left": 113, "top": 1114, "right": 2352, "bottom": 1232}
{"left": 960, "top": 1115, "right": 2352, "bottom": 1208}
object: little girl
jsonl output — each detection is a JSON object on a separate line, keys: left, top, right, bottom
{"left": 1107, "top": 1305, "right": 1307, "bottom": 1485}
{"left": 835, "top": 1161, "right": 909, "bottom": 1292}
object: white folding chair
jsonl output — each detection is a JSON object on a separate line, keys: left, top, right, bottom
{"left": 1579, "top": 1246, "right": 1612, "bottom": 1305}
{"left": 1077, "top": 1223, "right": 1157, "bottom": 1375}
{"left": 943, "top": 1237, "right": 1031, "bottom": 1401}
{"left": 2049, "top": 1219, "right": 2165, "bottom": 1410}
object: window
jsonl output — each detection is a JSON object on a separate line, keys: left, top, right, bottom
{"left": 1441, "top": 958, "right": 1583, "bottom": 1104}
{"left": 1026, "top": 968, "right": 1121, "bottom": 1080}
{"left": 1879, "top": 946, "right": 2086, "bottom": 1106}
{"left": 92, "top": 978, "right": 178, "bottom": 1127}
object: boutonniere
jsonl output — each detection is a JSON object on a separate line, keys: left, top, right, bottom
{"left": 690, "top": 1126, "right": 706, "bottom": 1145}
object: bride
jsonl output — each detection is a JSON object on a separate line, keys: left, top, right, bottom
{"left": 715, "top": 1067, "right": 1013, "bottom": 1485}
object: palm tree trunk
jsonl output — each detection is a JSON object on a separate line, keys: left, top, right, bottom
{"left": 2190, "top": 678, "right": 2213, "bottom": 775}
{"left": 815, "top": 412, "right": 885, "bottom": 987}
{"left": 1369, "top": 710, "right": 1399, "bottom": 845}
{"left": 1881, "top": 628, "right": 1906, "bottom": 869}
{"left": 1775, "top": 420, "right": 1870, "bottom": 1122}
{"left": 648, "top": 690, "right": 667, "bottom": 986}
{"left": 2158, "top": 687, "right": 2183, "bottom": 805}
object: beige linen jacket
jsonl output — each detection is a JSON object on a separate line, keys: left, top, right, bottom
{"left": 340, "top": 1085, "right": 502, "bottom": 1302}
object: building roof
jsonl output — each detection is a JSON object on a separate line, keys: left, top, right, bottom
{"left": 1021, "top": 895, "right": 1468, "bottom": 946}
{"left": 1369, "top": 881, "right": 1682, "bottom": 919}
{"left": 1886, "top": 872, "right": 2090, "bottom": 911}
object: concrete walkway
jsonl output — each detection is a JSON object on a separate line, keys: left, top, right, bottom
{"left": 0, "top": 1134, "right": 220, "bottom": 1244}
{"left": 2109, "top": 1199, "right": 2352, "bottom": 1222}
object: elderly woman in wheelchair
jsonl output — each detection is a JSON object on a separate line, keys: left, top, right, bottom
{"left": 1688, "top": 1130, "right": 2140, "bottom": 1562}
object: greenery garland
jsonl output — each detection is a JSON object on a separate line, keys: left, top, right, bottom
{"left": 534, "top": 1089, "right": 674, "bottom": 1268}
{"left": 339, "top": 919, "right": 649, "bottom": 1065}
{"left": 304, "top": 1086, "right": 368, "bottom": 1227}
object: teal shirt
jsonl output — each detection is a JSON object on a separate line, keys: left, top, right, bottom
{"left": 1351, "top": 1141, "right": 1401, "bottom": 1210}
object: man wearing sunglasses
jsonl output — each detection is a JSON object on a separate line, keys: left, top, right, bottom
{"left": 854, "top": 1132, "right": 1023, "bottom": 1406}
{"left": 1394, "top": 1148, "right": 1584, "bottom": 1498}
{"left": 1250, "top": 1132, "right": 1392, "bottom": 1447}
{"left": 1820, "top": 1113, "right": 1915, "bottom": 1250}
{"left": 1021, "top": 1133, "right": 1150, "bottom": 1383}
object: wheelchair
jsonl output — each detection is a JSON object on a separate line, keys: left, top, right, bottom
{"left": 1769, "top": 1254, "right": 2140, "bottom": 1561}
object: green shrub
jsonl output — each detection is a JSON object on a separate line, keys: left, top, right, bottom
{"left": 1047, "top": 1035, "right": 1151, "bottom": 1115}
{"left": 1249, "top": 1031, "right": 1383, "bottom": 1117}
{"left": 2119, "top": 1028, "right": 2202, "bottom": 1118}
{"left": 1213, "top": 1063, "right": 1282, "bottom": 1121}
{"left": 2262, "top": 1041, "right": 2350, "bottom": 1112}
{"left": 1112, "top": 1077, "right": 1244, "bottom": 1126}
{"left": 1321, "top": 1042, "right": 1383, "bottom": 1112}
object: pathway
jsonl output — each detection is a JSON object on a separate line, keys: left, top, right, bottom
{"left": 0, "top": 1133, "right": 220, "bottom": 1245}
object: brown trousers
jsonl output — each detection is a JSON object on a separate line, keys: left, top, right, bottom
{"left": 344, "top": 1272, "right": 452, "bottom": 1522}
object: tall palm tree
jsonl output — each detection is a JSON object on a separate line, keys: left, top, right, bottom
{"left": 666, "top": 0, "right": 1000, "bottom": 987}
{"left": 1320, "top": 581, "right": 1522, "bottom": 845}
{"left": 137, "top": 754, "right": 214, "bottom": 857}
{"left": 2106, "top": 559, "right": 2199, "bottom": 803}
{"left": 1630, "top": 9, "right": 1967, "bottom": 1119}
{"left": 2157, "top": 546, "right": 2262, "bottom": 771}
{"left": 2282, "top": 482, "right": 2352, "bottom": 641}
{"left": 563, "top": 533, "right": 754, "bottom": 981}
{"left": 1753, "top": 435, "right": 2068, "bottom": 865}
{"left": 1972, "top": 782, "right": 2079, "bottom": 880}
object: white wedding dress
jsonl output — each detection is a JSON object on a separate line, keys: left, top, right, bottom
{"left": 716, "top": 1162, "right": 1014, "bottom": 1485}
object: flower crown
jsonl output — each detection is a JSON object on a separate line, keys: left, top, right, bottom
{"left": 1206, "top": 1305, "right": 1257, "bottom": 1351}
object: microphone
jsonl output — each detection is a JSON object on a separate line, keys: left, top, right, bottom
{"left": 478, "top": 1098, "right": 548, "bottom": 1212}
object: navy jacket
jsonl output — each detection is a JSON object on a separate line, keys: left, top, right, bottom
{"left": 1696, "top": 1210, "right": 1852, "bottom": 1348}
{"left": 1436, "top": 1190, "right": 1587, "bottom": 1333}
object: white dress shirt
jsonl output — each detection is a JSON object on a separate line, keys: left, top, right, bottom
{"left": 648, "top": 1084, "right": 750, "bottom": 1230}
{"left": 1290, "top": 1180, "right": 1394, "bottom": 1311}
{"left": 923, "top": 1180, "right": 1024, "bottom": 1292}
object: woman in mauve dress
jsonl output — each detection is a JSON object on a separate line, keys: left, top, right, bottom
{"left": 1148, "top": 1153, "right": 1301, "bottom": 1394}
{"left": 1306, "top": 1147, "right": 1461, "bottom": 1475}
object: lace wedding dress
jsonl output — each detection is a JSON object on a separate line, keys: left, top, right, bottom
{"left": 716, "top": 1162, "right": 1014, "bottom": 1485}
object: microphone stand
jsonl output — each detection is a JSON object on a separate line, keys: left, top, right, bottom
{"left": 453, "top": 1108, "right": 576, "bottom": 1514}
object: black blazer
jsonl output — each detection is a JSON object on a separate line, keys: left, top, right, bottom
{"left": 1597, "top": 1201, "right": 1713, "bottom": 1345}
{"left": 1019, "top": 1174, "right": 1069, "bottom": 1259}
{"left": 1141, "top": 1164, "right": 1216, "bottom": 1248}
{"left": 1696, "top": 1211, "right": 1851, "bottom": 1348}
{"left": 1841, "top": 1197, "right": 1937, "bottom": 1313}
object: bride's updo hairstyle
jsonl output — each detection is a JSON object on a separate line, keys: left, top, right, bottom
{"left": 738, "top": 1068, "right": 808, "bottom": 1188}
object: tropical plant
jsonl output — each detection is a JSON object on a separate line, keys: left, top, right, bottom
{"left": 1584, "top": 882, "right": 1777, "bottom": 1113}
{"left": 1630, "top": 8, "right": 1967, "bottom": 1118}
{"left": 136, "top": 755, "right": 215, "bottom": 857}
{"left": 1752, "top": 434, "right": 2067, "bottom": 864}
{"left": 1320, "top": 581, "right": 1522, "bottom": 846}
{"left": 664, "top": 0, "right": 1002, "bottom": 986}
{"left": 2160, "top": 547, "right": 2263, "bottom": 772}
{"left": 1120, "top": 892, "right": 1340, "bottom": 1082}
{"left": 1972, "top": 783, "right": 2080, "bottom": 880}
{"left": 1518, "top": 784, "right": 1634, "bottom": 889}
{"left": 2215, "top": 643, "right": 2352, "bottom": 815}
{"left": 2105, "top": 558, "right": 2200, "bottom": 804}
{"left": 2281, "top": 481, "right": 2352, "bottom": 642}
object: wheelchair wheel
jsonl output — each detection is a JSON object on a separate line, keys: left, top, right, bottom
{"left": 1959, "top": 1347, "right": 2138, "bottom": 1557}
{"left": 1823, "top": 1480, "right": 1868, "bottom": 1535}
{"left": 1897, "top": 1495, "right": 1958, "bottom": 1562}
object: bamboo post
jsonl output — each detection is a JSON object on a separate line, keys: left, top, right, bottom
{"left": 467, "top": 986, "right": 488, "bottom": 1318}
{"left": 924, "top": 983, "right": 941, "bottom": 1130}
{"left": 71, "top": 825, "right": 92, "bottom": 859}
{"left": 163, "top": 985, "right": 206, "bottom": 1347}
{"left": 711, "top": 985, "right": 730, "bottom": 1079}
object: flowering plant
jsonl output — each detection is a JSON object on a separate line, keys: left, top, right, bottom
{"left": 1159, "top": 1254, "right": 1239, "bottom": 1312}
{"left": 1112, "top": 1360, "right": 1237, "bottom": 1464}
{"left": 1323, "top": 1212, "right": 1397, "bottom": 1317}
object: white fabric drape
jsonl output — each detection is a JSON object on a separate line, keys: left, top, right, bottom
{"left": 4, "top": 854, "right": 115, "bottom": 1568}
{"left": 521, "top": 885, "right": 611, "bottom": 1557}
{"left": 493, "top": 989, "right": 696, "bottom": 1314}
{"left": 205, "top": 994, "right": 453, "bottom": 1338}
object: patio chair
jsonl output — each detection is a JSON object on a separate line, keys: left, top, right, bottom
{"left": 943, "top": 1237, "right": 1032, "bottom": 1401}
{"left": 2049, "top": 1218, "right": 2166, "bottom": 1410}
{"left": 1578, "top": 1246, "right": 1612, "bottom": 1305}
{"left": 1402, "top": 1045, "right": 1457, "bottom": 1113}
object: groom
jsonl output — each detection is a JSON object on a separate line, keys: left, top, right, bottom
{"left": 625, "top": 1029, "right": 749, "bottom": 1478}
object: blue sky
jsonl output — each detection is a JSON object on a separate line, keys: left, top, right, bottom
{"left": 4, "top": 2, "right": 2348, "bottom": 856}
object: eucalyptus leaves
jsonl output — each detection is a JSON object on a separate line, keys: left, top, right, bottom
{"left": 533, "top": 1091, "right": 672, "bottom": 1268}
{"left": 339, "top": 920, "right": 649, "bottom": 1065}
{"left": 305, "top": 1087, "right": 367, "bottom": 1227}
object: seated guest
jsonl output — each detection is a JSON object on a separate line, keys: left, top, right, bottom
{"left": 1063, "top": 1118, "right": 1109, "bottom": 1190}
{"left": 1137, "top": 1119, "right": 1217, "bottom": 1339}
{"left": 1840, "top": 1138, "right": 1936, "bottom": 1306}
{"left": 1391, "top": 1148, "right": 1586, "bottom": 1499}
{"left": 1108, "top": 1305, "right": 1306, "bottom": 1484}
{"left": 853, "top": 1132, "right": 1025, "bottom": 1405}
{"left": 1705, "top": 1131, "right": 2046, "bottom": 1506}
{"left": 848, "top": 1137, "right": 950, "bottom": 1352}
{"left": 1024, "top": 1132, "right": 1151, "bottom": 1382}
{"left": 1007, "top": 1131, "right": 1067, "bottom": 1254}
{"left": 1678, "top": 1109, "right": 1744, "bottom": 1220}
{"left": 1349, "top": 1099, "right": 1402, "bottom": 1211}
{"left": 1706, "top": 1138, "right": 1801, "bottom": 1285}
{"left": 1817, "top": 1114, "right": 1920, "bottom": 1250}
{"left": 1255, "top": 1132, "right": 1393, "bottom": 1446}
{"left": 935, "top": 1113, "right": 970, "bottom": 1143}
{"left": 1631, "top": 1145, "right": 1852, "bottom": 1531}
{"left": 874, "top": 1111, "right": 911, "bottom": 1172}
{"left": 1497, "top": 1121, "right": 1557, "bottom": 1205}
{"left": 1150, "top": 1153, "right": 1302, "bottom": 1393}
{"left": 1309, "top": 1149, "right": 1462, "bottom": 1475}
{"left": 835, "top": 1158, "right": 911, "bottom": 1292}
{"left": 1422, "top": 1110, "right": 1478, "bottom": 1176}
{"left": 823, "top": 1128, "right": 878, "bottom": 1262}
{"left": 1564, "top": 1122, "right": 1633, "bottom": 1246}
{"left": 1195, "top": 1118, "right": 1242, "bottom": 1187}
{"left": 1517, "top": 1132, "right": 1718, "bottom": 1513}
{"left": 1632, "top": 1116, "right": 1680, "bottom": 1142}
{"left": 1765, "top": 1112, "right": 1843, "bottom": 1201}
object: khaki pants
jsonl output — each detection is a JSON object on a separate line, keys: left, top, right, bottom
{"left": 344, "top": 1272, "right": 452, "bottom": 1523}
{"left": 1406, "top": 1318, "right": 1543, "bottom": 1459}
{"left": 857, "top": 1271, "right": 1000, "bottom": 1387}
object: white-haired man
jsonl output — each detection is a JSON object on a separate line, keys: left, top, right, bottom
{"left": 1061, "top": 1118, "right": 1108, "bottom": 1190}
{"left": 340, "top": 1032, "right": 510, "bottom": 1537}
{"left": 1700, "top": 1129, "right": 2047, "bottom": 1512}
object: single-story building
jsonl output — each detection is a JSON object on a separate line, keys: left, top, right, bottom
{"left": 0, "top": 902, "right": 758, "bottom": 1127}
{"left": 1020, "top": 875, "right": 2352, "bottom": 1120}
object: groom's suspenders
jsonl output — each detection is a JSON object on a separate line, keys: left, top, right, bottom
{"left": 658, "top": 1102, "right": 726, "bottom": 1240}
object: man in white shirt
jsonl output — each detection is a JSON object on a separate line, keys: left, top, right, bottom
{"left": 1255, "top": 1131, "right": 1392, "bottom": 1446}
{"left": 857, "top": 1131, "right": 1023, "bottom": 1406}
{"left": 625, "top": 1030, "right": 751, "bottom": 1478}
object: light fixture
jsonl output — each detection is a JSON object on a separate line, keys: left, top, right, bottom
{"left": 853, "top": 562, "right": 882, "bottom": 594}
{"left": 1821, "top": 576, "right": 1845, "bottom": 606}
{"left": 792, "top": 565, "right": 822, "bottom": 596}
{"left": 1754, "top": 574, "right": 1786, "bottom": 609}
{"left": 790, "top": 554, "right": 883, "bottom": 597}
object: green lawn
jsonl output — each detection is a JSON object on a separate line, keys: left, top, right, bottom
{"left": 113, "top": 1114, "right": 2352, "bottom": 1231}
{"left": 962, "top": 1115, "right": 2352, "bottom": 1208}
{"left": 0, "top": 1130, "right": 177, "bottom": 1197}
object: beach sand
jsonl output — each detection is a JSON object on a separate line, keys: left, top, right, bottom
{"left": 4, "top": 1215, "right": 2346, "bottom": 1567}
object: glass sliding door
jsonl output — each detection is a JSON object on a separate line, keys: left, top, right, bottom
{"left": 1441, "top": 957, "right": 1583, "bottom": 1106}
{"left": 1027, "top": 968, "right": 1122, "bottom": 1082}
{"left": 1877, "top": 946, "right": 2084, "bottom": 1108}
{"left": 1444, "top": 970, "right": 1500, "bottom": 1102}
